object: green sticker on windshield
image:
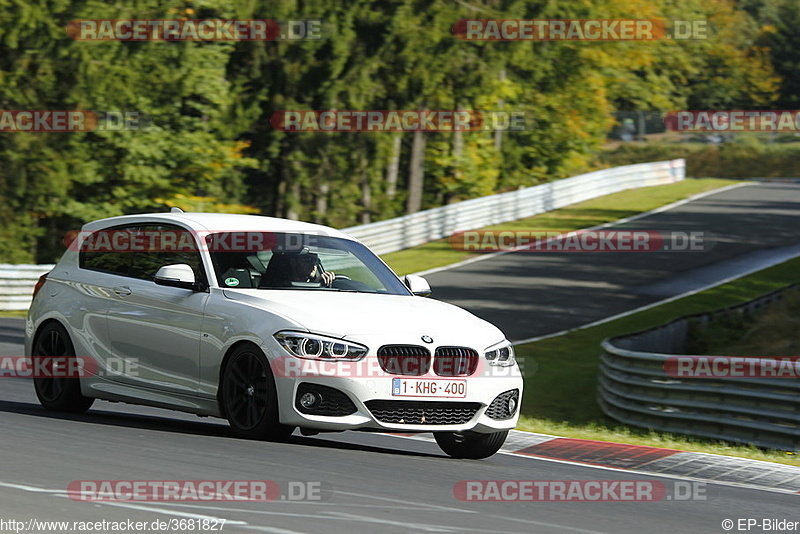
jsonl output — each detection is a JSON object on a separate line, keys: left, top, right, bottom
{"left": 224, "top": 277, "right": 240, "bottom": 287}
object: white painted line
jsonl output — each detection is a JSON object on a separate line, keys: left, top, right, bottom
{"left": 377, "top": 433, "right": 800, "bottom": 496}
{"left": 336, "top": 489, "right": 477, "bottom": 514}
{"left": 328, "top": 509, "right": 606, "bottom": 534}
{"left": 236, "top": 525, "right": 309, "bottom": 534}
{"left": 0, "top": 481, "right": 246, "bottom": 526}
{"left": 149, "top": 503, "right": 372, "bottom": 521}
{"left": 506, "top": 451, "right": 800, "bottom": 495}
{"left": 159, "top": 501, "right": 607, "bottom": 534}
{"left": 144, "top": 503, "right": 478, "bottom": 533}
{"left": 84, "top": 499, "right": 248, "bottom": 524}
{"left": 159, "top": 500, "right": 436, "bottom": 511}
{"left": 419, "top": 182, "right": 775, "bottom": 346}
{"left": 379, "top": 430, "right": 798, "bottom": 486}
{"left": 512, "top": 243, "right": 800, "bottom": 345}
{"left": 323, "top": 511, "right": 473, "bottom": 533}
{"left": 0, "top": 481, "right": 64, "bottom": 494}
{"left": 413, "top": 182, "right": 753, "bottom": 278}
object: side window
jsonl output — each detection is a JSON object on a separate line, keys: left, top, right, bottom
{"left": 79, "top": 225, "right": 137, "bottom": 276}
{"left": 79, "top": 223, "right": 207, "bottom": 285}
{"left": 129, "top": 225, "right": 206, "bottom": 284}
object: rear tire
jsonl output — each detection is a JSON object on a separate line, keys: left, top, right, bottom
{"left": 434, "top": 430, "right": 508, "bottom": 459}
{"left": 220, "top": 344, "right": 294, "bottom": 441}
{"left": 32, "top": 322, "right": 94, "bottom": 413}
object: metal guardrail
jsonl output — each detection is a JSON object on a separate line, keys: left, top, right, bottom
{"left": 0, "top": 264, "right": 54, "bottom": 311}
{"left": 0, "top": 159, "right": 685, "bottom": 310}
{"left": 598, "top": 285, "right": 800, "bottom": 451}
{"left": 344, "top": 159, "right": 685, "bottom": 255}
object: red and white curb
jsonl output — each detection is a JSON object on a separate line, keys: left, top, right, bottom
{"left": 393, "top": 430, "right": 800, "bottom": 494}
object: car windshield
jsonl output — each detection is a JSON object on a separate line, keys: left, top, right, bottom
{"left": 208, "top": 232, "right": 410, "bottom": 295}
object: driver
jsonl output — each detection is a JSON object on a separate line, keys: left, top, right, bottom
{"left": 283, "top": 250, "right": 335, "bottom": 287}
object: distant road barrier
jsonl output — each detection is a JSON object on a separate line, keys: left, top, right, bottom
{"left": 0, "top": 159, "right": 684, "bottom": 310}
{"left": 344, "top": 159, "right": 685, "bottom": 255}
{"left": 599, "top": 285, "right": 800, "bottom": 451}
{"left": 0, "top": 264, "right": 54, "bottom": 311}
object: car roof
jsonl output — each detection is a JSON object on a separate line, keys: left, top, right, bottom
{"left": 81, "top": 212, "right": 355, "bottom": 240}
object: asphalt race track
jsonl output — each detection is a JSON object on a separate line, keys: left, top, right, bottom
{"left": 427, "top": 182, "right": 800, "bottom": 341}
{"left": 0, "top": 378, "right": 796, "bottom": 533}
{"left": 0, "top": 183, "right": 797, "bottom": 532}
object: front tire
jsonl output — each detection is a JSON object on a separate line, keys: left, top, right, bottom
{"left": 32, "top": 322, "right": 94, "bottom": 413}
{"left": 434, "top": 430, "right": 508, "bottom": 459}
{"left": 220, "top": 344, "right": 294, "bottom": 441}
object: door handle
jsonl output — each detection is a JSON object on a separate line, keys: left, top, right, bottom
{"left": 113, "top": 286, "right": 132, "bottom": 296}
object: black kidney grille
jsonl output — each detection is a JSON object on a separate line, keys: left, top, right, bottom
{"left": 434, "top": 347, "right": 479, "bottom": 376}
{"left": 295, "top": 383, "right": 357, "bottom": 416}
{"left": 377, "top": 345, "right": 431, "bottom": 376}
{"left": 485, "top": 389, "right": 520, "bottom": 420}
{"left": 365, "top": 400, "right": 480, "bottom": 425}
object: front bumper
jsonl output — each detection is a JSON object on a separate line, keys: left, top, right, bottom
{"left": 271, "top": 355, "right": 523, "bottom": 434}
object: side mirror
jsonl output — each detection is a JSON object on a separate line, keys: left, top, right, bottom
{"left": 404, "top": 274, "right": 431, "bottom": 297}
{"left": 154, "top": 264, "right": 198, "bottom": 290}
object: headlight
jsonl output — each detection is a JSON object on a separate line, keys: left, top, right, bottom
{"left": 274, "top": 331, "right": 368, "bottom": 361}
{"left": 484, "top": 341, "right": 515, "bottom": 367}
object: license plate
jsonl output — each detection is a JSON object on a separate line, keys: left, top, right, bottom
{"left": 392, "top": 378, "right": 467, "bottom": 398}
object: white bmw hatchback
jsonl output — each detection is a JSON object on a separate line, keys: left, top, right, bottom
{"left": 25, "top": 211, "right": 523, "bottom": 458}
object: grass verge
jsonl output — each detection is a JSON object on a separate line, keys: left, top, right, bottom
{"left": 687, "top": 288, "right": 800, "bottom": 357}
{"left": 514, "top": 256, "right": 800, "bottom": 466}
{"left": 381, "top": 178, "right": 738, "bottom": 276}
{"left": 0, "top": 310, "right": 27, "bottom": 318}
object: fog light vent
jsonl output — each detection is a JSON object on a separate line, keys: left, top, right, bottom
{"left": 485, "top": 389, "right": 519, "bottom": 420}
{"left": 295, "top": 383, "right": 357, "bottom": 416}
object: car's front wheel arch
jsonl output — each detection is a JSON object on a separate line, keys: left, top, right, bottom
{"left": 217, "top": 340, "right": 278, "bottom": 404}
{"left": 217, "top": 340, "right": 294, "bottom": 441}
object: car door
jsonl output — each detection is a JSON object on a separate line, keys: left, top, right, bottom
{"left": 104, "top": 223, "right": 209, "bottom": 395}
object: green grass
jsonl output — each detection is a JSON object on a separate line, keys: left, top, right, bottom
{"left": 0, "top": 310, "right": 27, "bottom": 318}
{"left": 687, "top": 289, "right": 800, "bottom": 357}
{"left": 381, "top": 178, "right": 738, "bottom": 276}
{"left": 513, "top": 255, "right": 800, "bottom": 465}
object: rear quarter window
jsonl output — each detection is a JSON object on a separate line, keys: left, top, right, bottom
{"left": 79, "top": 224, "right": 206, "bottom": 285}
{"left": 79, "top": 225, "right": 136, "bottom": 276}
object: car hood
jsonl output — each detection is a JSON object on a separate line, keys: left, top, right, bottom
{"left": 222, "top": 289, "right": 507, "bottom": 349}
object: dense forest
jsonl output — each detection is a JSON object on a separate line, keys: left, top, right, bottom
{"left": 0, "top": 0, "right": 798, "bottom": 262}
